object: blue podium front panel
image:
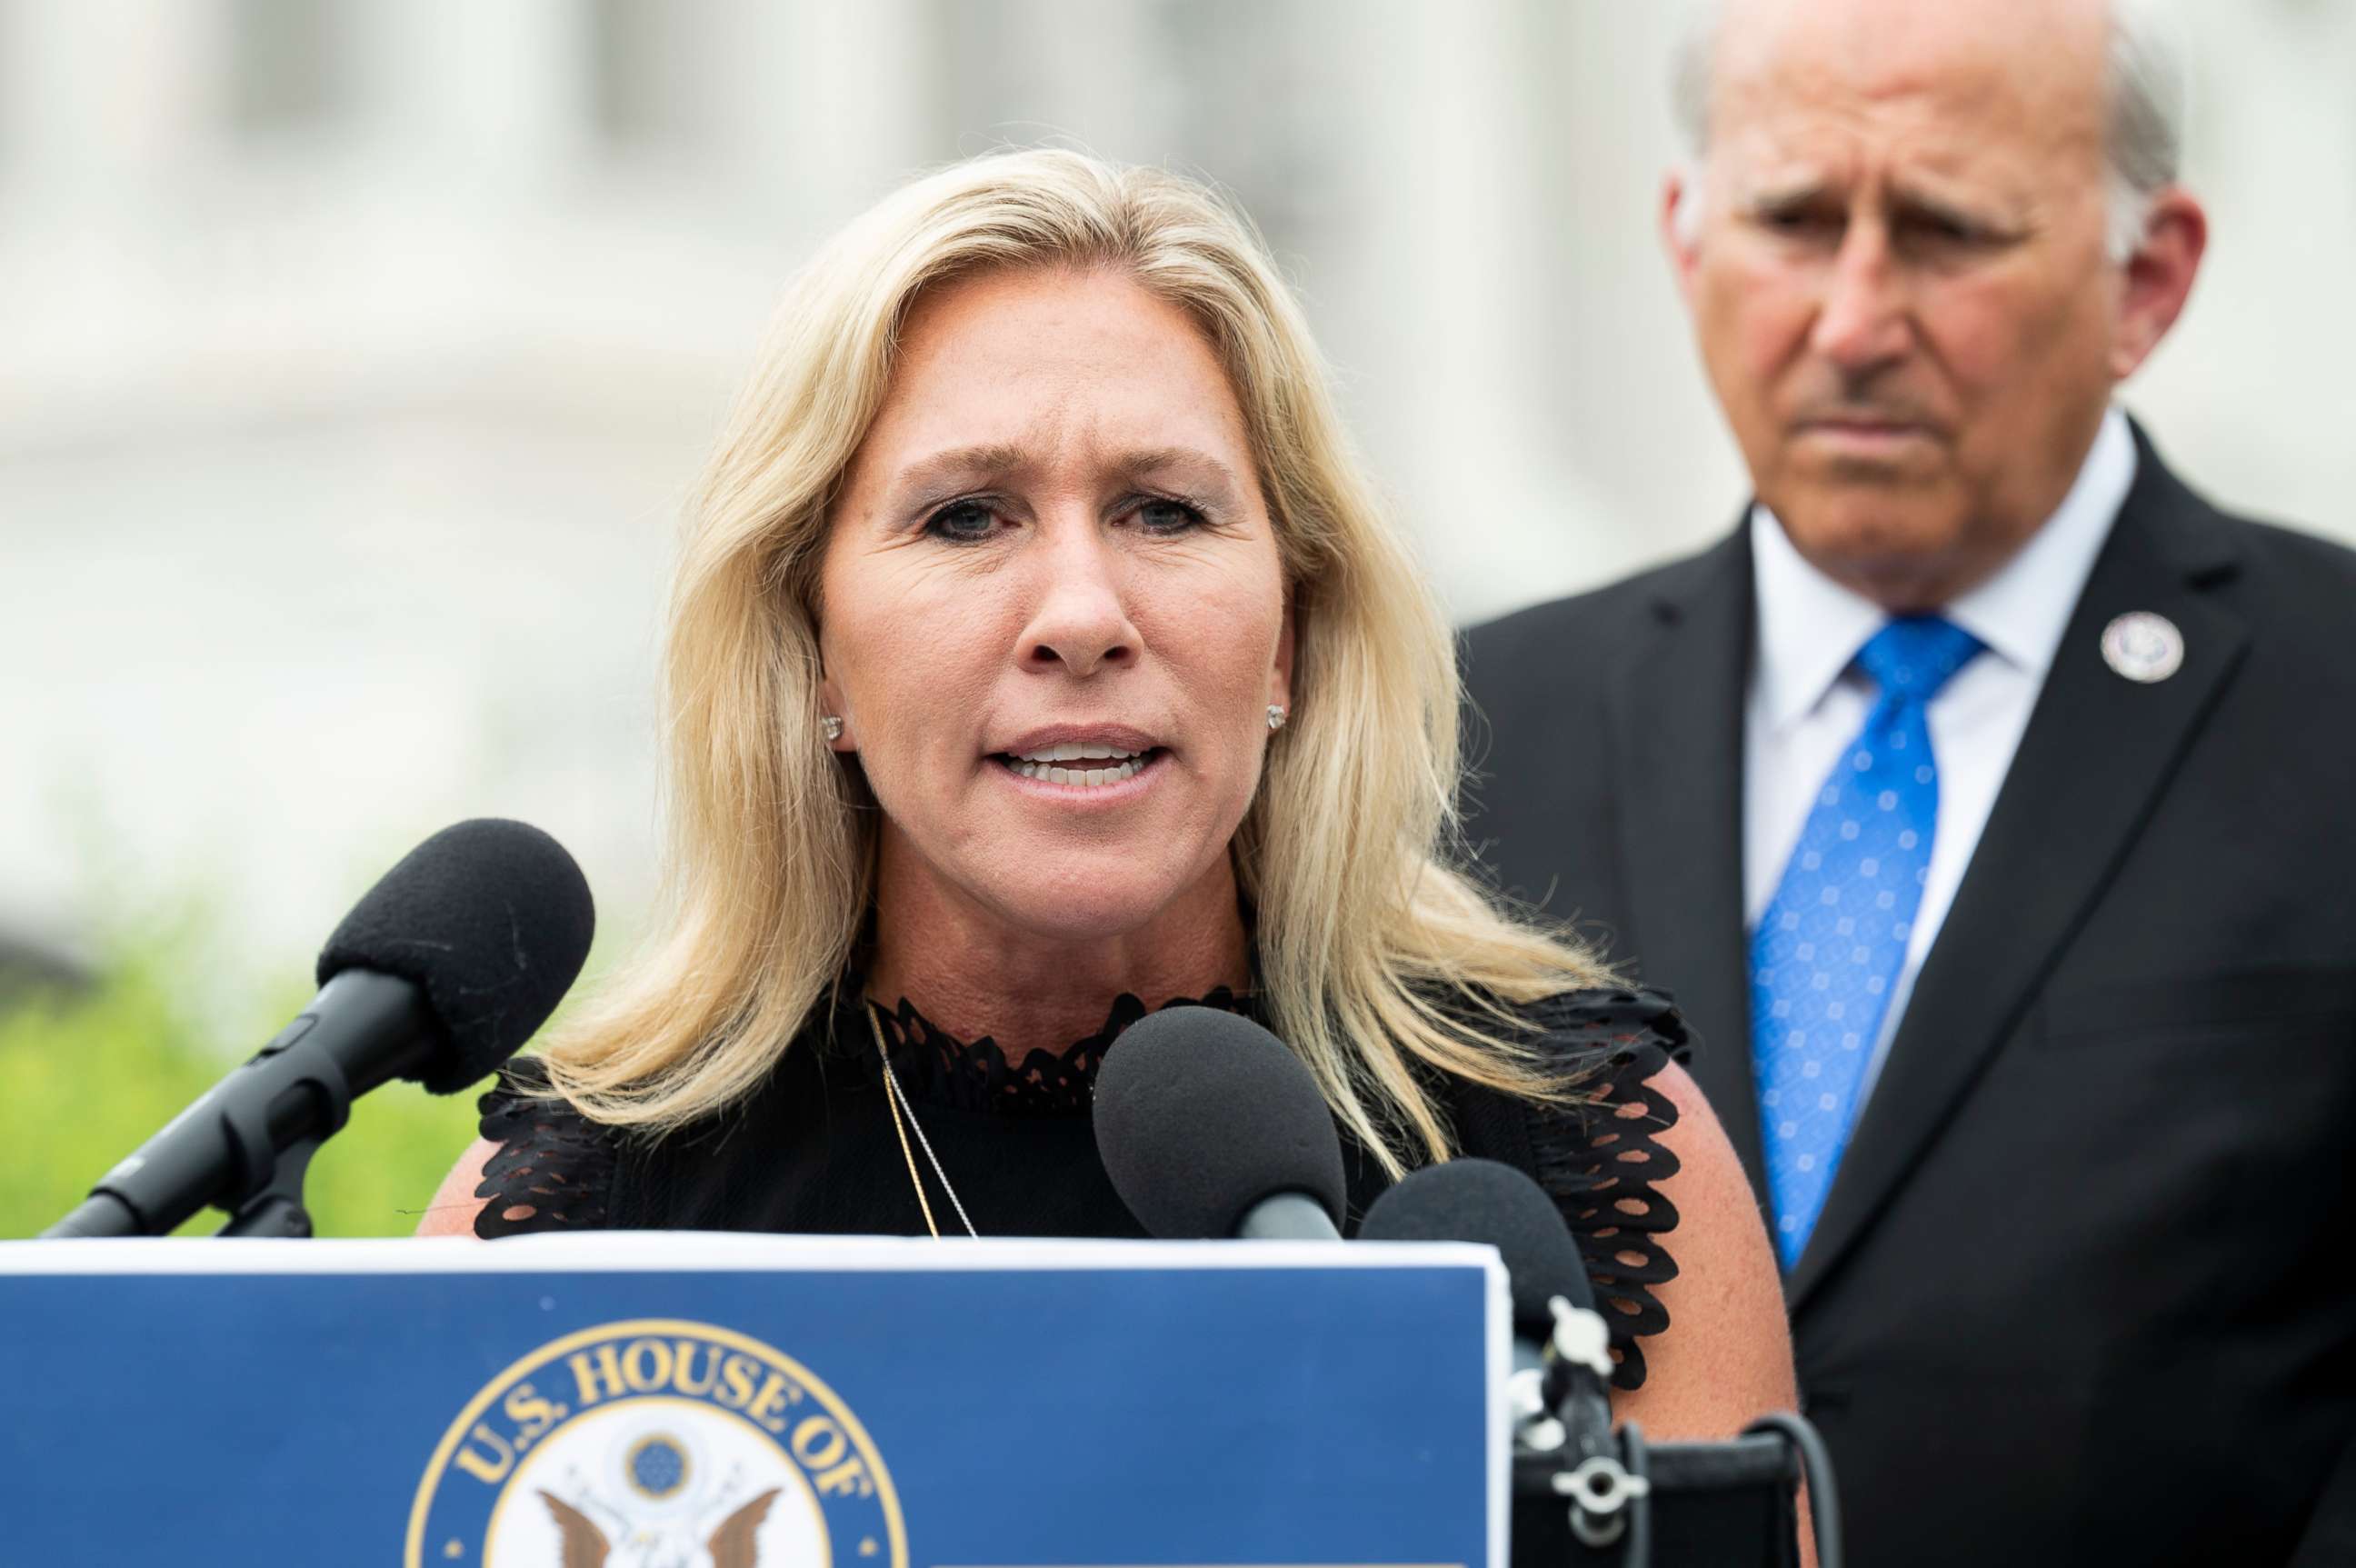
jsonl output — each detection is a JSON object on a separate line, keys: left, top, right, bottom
{"left": 0, "top": 1233, "right": 1506, "bottom": 1567}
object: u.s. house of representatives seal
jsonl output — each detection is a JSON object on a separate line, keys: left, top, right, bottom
{"left": 408, "top": 1319, "right": 907, "bottom": 1567}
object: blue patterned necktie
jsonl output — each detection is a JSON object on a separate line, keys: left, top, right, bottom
{"left": 1752, "top": 615, "right": 1984, "bottom": 1267}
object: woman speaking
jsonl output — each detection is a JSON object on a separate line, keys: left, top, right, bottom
{"left": 422, "top": 149, "right": 1793, "bottom": 1440}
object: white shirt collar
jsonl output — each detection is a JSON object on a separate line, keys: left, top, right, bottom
{"left": 1750, "top": 406, "right": 2138, "bottom": 733}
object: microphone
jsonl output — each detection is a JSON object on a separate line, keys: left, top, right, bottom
{"left": 1359, "top": 1158, "right": 1618, "bottom": 1443}
{"left": 41, "top": 818, "right": 595, "bottom": 1239}
{"left": 1360, "top": 1156, "right": 1649, "bottom": 1555}
{"left": 1359, "top": 1157, "right": 1592, "bottom": 1336}
{"left": 1093, "top": 1006, "right": 1346, "bottom": 1240}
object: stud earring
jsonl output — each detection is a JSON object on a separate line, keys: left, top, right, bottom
{"left": 821, "top": 715, "right": 844, "bottom": 744}
{"left": 1266, "top": 705, "right": 1287, "bottom": 733}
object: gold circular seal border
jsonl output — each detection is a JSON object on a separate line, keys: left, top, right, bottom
{"left": 404, "top": 1316, "right": 910, "bottom": 1568}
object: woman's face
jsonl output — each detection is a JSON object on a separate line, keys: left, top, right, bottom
{"left": 817, "top": 265, "right": 1293, "bottom": 943}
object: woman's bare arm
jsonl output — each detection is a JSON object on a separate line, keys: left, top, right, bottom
{"left": 413, "top": 1138, "right": 500, "bottom": 1237}
{"left": 1605, "top": 1060, "right": 1817, "bottom": 1563}
{"left": 1608, "top": 1060, "right": 1795, "bottom": 1432}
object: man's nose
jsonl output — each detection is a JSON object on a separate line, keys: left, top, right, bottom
{"left": 1020, "top": 522, "right": 1140, "bottom": 678}
{"left": 1810, "top": 221, "right": 1912, "bottom": 373}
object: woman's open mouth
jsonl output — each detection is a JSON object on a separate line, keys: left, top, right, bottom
{"left": 993, "top": 743, "right": 1166, "bottom": 788}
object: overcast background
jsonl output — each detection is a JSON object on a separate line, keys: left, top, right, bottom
{"left": 4, "top": 0, "right": 2351, "bottom": 998}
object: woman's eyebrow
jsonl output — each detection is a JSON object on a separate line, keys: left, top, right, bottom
{"left": 890, "top": 443, "right": 1031, "bottom": 500}
{"left": 1115, "top": 446, "right": 1244, "bottom": 498}
{"left": 884, "top": 442, "right": 1245, "bottom": 505}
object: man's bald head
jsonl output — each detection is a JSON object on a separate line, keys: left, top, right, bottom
{"left": 1657, "top": 0, "right": 2206, "bottom": 611}
{"left": 1676, "top": 0, "right": 2184, "bottom": 262}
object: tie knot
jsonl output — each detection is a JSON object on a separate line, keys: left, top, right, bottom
{"left": 1855, "top": 615, "right": 1983, "bottom": 701}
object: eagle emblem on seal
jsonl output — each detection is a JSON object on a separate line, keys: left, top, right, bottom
{"left": 538, "top": 1473, "right": 781, "bottom": 1567}
{"left": 408, "top": 1320, "right": 906, "bottom": 1568}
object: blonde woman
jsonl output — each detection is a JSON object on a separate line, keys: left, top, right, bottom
{"left": 423, "top": 150, "right": 1793, "bottom": 1442}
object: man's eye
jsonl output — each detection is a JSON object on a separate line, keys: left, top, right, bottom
{"left": 923, "top": 500, "right": 1001, "bottom": 543}
{"left": 1900, "top": 212, "right": 2002, "bottom": 253}
{"left": 1760, "top": 208, "right": 1843, "bottom": 240}
{"left": 1133, "top": 498, "right": 1206, "bottom": 534}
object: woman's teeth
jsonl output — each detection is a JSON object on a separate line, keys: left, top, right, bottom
{"left": 1001, "top": 743, "right": 1151, "bottom": 786}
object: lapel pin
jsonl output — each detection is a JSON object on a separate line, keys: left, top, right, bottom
{"left": 2101, "top": 612, "right": 2185, "bottom": 684}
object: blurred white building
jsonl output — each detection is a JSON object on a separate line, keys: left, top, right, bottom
{"left": 2, "top": 0, "right": 2350, "bottom": 984}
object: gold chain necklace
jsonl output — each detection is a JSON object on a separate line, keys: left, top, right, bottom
{"left": 866, "top": 1002, "right": 980, "bottom": 1238}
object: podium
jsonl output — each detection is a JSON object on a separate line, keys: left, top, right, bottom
{"left": 0, "top": 1233, "right": 1508, "bottom": 1566}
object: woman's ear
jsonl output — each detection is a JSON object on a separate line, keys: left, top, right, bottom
{"left": 818, "top": 669, "right": 854, "bottom": 752}
{"left": 1267, "top": 599, "right": 1297, "bottom": 714}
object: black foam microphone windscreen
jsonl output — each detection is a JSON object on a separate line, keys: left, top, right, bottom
{"left": 1360, "top": 1157, "right": 1596, "bottom": 1333}
{"left": 1093, "top": 1005, "right": 1348, "bottom": 1239}
{"left": 314, "top": 817, "right": 596, "bottom": 1093}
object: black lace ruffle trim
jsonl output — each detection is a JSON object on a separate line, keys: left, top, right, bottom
{"left": 860, "top": 986, "right": 1253, "bottom": 1116}
{"left": 1519, "top": 988, "right": 1691, "bottom": 1391}
{"left": 473, "top": 1056, "right": 615, "bottom": 1240}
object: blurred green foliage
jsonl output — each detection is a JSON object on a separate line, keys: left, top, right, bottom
{"left": 0, "top": 940, "right": 480, "bottom": 1240}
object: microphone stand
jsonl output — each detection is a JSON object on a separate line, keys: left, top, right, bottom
{"left": 1513, "top": 1295, "right": 1652, "bottom": 1556}
{"left": 41, "top": 1000, "right": 368, "bottom": 1240}
{"left": 1510, "top": 1296, "right": 1842, "bottom": 1568}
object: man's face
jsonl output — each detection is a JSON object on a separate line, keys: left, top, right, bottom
{"left": 1668, "top": 0, "right": 2131, "bottom": 609}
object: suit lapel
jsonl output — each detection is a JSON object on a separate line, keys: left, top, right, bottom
{"left": 1609, "top": 527, "right": 1765, "bottom": 1191}
{"left": 1786, "top": 439, "right": 2251, "bottom": 1312}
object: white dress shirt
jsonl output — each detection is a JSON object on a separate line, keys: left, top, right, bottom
{"left": 1742, "top": 407, "right": 2137, "bottom": 1104}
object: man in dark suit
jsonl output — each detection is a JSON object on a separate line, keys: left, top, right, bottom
{"left": 1463, "top": 1, "right": 2356, "bottom": 1563}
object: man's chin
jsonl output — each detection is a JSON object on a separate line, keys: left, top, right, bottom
{"left": 1772, "top": 498, "right": 1986, "bottom": 610}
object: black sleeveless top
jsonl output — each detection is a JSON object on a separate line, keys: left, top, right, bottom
{"left": 473, "top": 986, "right": 1692, "bottom": 1391}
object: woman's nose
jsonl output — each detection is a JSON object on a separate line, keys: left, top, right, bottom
{"left": 1020, "top": 527, "right": 1139, "bottom": 677}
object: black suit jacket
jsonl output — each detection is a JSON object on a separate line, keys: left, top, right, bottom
{"left": 1461, "top": 429, "right": 2356, "bottom": 1566}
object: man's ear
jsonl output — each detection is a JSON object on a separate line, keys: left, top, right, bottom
{"left": 2111, "top": 188, "right": 2208, "bottom": 380}
{"left": 1662, "top": 167, "right": 1704, "bottom": 308}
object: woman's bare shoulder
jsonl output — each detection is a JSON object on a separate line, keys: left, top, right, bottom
{"left": 1609, "top": 1059, "right": 1797, "bottom": 1439}
{"left": 413, "top": 1138, "right": 501, "bottom": 1238}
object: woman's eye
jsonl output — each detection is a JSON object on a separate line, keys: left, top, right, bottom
{"left": 1133, "top": 497, "right": 1205, "bottom": 535}
{"left": 923, "top": 500, "right": 1001, "bottom": 543}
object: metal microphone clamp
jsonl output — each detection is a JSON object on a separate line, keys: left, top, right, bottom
{"left": 1512, "top": 1294, "right": 1652, "bottom": 1553}
{"left": 1549, "top": 1293, "right": 1616, "bottom": 1383}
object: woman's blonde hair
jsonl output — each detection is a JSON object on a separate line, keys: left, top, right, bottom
{"left": 540, "top": 148, "right": 1611, "bottom": 1175}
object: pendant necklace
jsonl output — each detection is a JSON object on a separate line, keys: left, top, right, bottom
{"left": 867, "top": 1002, "right": 980, "bottom": 1238}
